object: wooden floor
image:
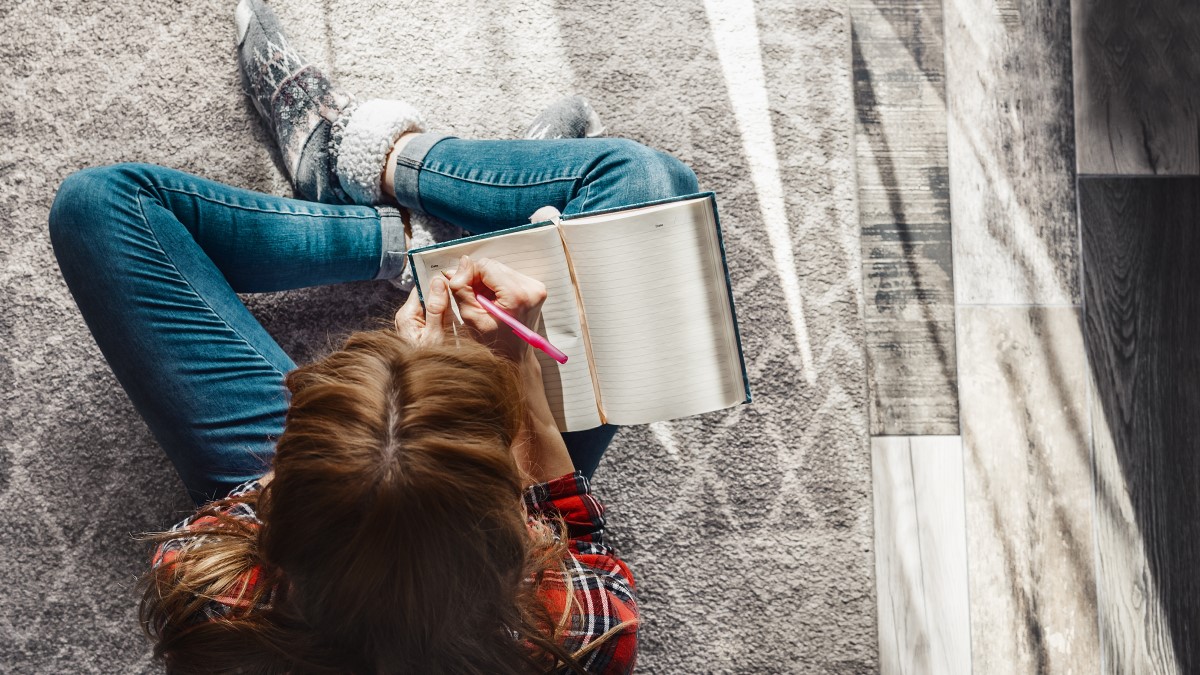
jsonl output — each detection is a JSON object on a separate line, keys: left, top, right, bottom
{"left": 850, "top": 0, "right": 958, "bottom": 437}
{"left": 855, "top": 0, "right": 1200, "bottom": 672}
{"left": 1073, "top": 0, "right": 1200, "bottom": 174}
{"left": 871, "top": 436, "right": 971, "bottom": 675}
{"left": 1081, "top": 177, "right": 1200, "bottom": 674}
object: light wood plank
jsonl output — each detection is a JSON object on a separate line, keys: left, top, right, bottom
{"left": 1072, "top": 0, "right": 1200, "bottom": 174}
{"left": 958, "top": 306, "right": 1099, "bottom": 674}
{"left": 873, "top": 436, "right": 973, "bottom": 675}
{"left": 851, "top": 0, "right": 959, "bottom": 435}
{"left": 1080, "top": 176, "right": 1200, "bottom": 673}
{"left": 944, "top": 0, "right": 1079, "bottom": 304}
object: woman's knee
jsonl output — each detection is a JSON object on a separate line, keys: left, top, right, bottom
{"left": 589, "top": 139, "right": 699, "bottom": 205}
{"left": 48, "top": 163, "right": 155, "bottom": 256}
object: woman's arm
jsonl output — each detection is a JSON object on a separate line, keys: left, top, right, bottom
{"left": 439, "top": 256, "right": 576, "bottom": 484}
{"left": 511, "top": 347, "right": 575, "bottom": 484}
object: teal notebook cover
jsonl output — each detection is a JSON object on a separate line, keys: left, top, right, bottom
{"left": 408, "top": 192, "right": 752, "bottom": 406}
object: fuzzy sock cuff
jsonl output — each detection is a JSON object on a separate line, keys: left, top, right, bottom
{"left": 331, "top": 98, "right": 424, "bottom": 205}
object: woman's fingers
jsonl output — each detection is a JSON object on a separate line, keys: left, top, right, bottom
{"left": 466, "top": 257, "right": 548, "bottom": 319}
{"left": 446, "top": 255, "right": 475, "bottom": 292}
{"left": 438, "top": 255, "right": 547, "bottom": 361}
{"left": 419, "top": 277, "right": 451, "bottom": 344}
{"left": 393, "top": 288, "right": 424, "bottom": 339}
{"left": 477, "top": 258, "right": 539, "bottom": 307}
{"left": 444, "top": 260, "right": 493, "bottom": 330}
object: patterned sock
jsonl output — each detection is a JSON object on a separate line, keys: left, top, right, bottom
{"left": 236, "top": 0, "right": 355, "bottom": 203}
{"left": 523, "top": 95, "right": 605, "bottom": 140}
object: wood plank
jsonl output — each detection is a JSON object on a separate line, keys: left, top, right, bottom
{"left": 944, "top": 0, "right": 1079, "bottom": 304}
{"left": 957, "top": 306, "right": 1099, "bottom": 673}
{"left": 865, "top": 315, "right": 958, "bottom": 435}
{"left": 850, "top": 0, "right": 959, "bottom": 435}
{"left": 872, "top": 436, "right": 972, "bottom": 675}
{"left": 1072, "top": 0, "right": 1200, "bottom": 174}
{"left": 1080, "top": 176, "right": 1200, "bottom": 673}
{"left": 1090, "top": 384, "right": 1180, "bottom": 674}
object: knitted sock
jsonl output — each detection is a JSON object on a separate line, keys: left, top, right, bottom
{"left": 236, "top": 0, "right": 356, "bottom": 203}
{"left": 523, "top": 95, "right": 605, "bottom": 140}
{"left": 236, "top": 0, "right": 428, "bottom": 290}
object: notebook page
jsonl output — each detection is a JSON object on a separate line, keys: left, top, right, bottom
{"left": 561, "top": 197, "right": 744, "bottom": 425}
{"left": 409, "top": 226, "right": 603, "bottom": 432}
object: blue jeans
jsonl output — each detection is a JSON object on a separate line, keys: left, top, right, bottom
{"left": 48, "top": 135, "right": 699, "bottom": 505}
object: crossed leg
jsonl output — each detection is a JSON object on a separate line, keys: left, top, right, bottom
{"left": 48, "top": 137, "right": 697, "bottom": 506}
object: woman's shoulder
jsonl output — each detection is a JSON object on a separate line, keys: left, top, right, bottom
{"left": 527, "top": 473, "right": 640, "bottom": 673}
{"left": 552, "top": 552, "right": 640, "bottom": 674}
{"left": 175, "top": 477, "right": 263, "bottom": 522}
{"left": 150, "top": 477, "right": 272, "bottom": 623}
{"left": 211, "top": 477, "right": 265, "bottom": 519}
{"left": 154, "top": 477, "right": 266, "bottom": 568}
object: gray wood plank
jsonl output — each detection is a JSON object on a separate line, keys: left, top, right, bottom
{"left": 957, "top": 306, "right": 1099, "bottom": 673}
{"left": 1072, "top": 0, "right": 1200, "bottom": 174}
{"left": 873, "top": 436, "right": 972, "bottom": 675}
{"left": 944, "top": 0, "right": 1079, "bottom": 304}
{"left": 865, "top": 315, "right": 958, "bottom": 435}
{"left": 1080, "top": 176, "right": 1200, "bottom": 673}
{"left": 851, "top": 0, "right": 959, "bottom": 435}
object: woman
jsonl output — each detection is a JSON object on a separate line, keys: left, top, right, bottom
{"left": 47, "top": 0, "right": 698, "bottom": 673}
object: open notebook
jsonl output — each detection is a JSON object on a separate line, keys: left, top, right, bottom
{"left": 408, "top": 192, "right": 751, "bottom": 432}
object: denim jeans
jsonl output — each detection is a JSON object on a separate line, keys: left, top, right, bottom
{"left": 48, "top": 135, "right": 699, "bottom": 505}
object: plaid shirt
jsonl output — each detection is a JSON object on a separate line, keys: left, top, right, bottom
{"left": 152, "top": 472, "right": 638, "bottom": 673}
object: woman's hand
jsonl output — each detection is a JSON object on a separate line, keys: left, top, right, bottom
{"left": 393, "top": 256, "right": 571, "bottom": 483}
{"left": 443, "top": 255, "right": 548, "bottom": 362}
{"left": 392, "top": 276, "right": 453, "bottom": 345}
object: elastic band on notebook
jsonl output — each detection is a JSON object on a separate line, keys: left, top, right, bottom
{"left": 553, "top": 220, "right": 607, "bottom": 425}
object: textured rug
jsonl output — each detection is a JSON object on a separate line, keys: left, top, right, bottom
{"left": 0, "top": 0, "right": 875, "bottom": 671}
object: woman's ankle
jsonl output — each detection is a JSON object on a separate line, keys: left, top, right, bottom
{"left": 382, "top": 132, "right": 422, "bottom": 203}
{"left": 332, "top": 100, "right": 424, "bottom": 205}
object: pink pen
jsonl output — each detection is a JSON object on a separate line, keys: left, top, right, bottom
{"left": 474, "top": 293, "right": 569, "bottom": 365}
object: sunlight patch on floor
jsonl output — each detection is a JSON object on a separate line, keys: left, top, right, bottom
{"left": 703, "top": 0, "right": 816, "bottom": 384}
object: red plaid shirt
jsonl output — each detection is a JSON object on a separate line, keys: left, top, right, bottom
{"left": 152, "top": 472, "right": 638, "bottom": 673}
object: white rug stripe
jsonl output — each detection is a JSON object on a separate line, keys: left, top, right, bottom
{"left": 649, "top": 421, "right": 680, "bottom": 458}
{"left": 702, "top": 0, "right": 816, "bottom": 384}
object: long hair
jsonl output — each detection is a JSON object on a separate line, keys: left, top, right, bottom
{"left": 137, "top": 328, "right": 630, "bottom": 674}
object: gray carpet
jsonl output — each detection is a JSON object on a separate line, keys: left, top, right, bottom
{"left": 0, "top": 0, "right": 876, "bottom": 672}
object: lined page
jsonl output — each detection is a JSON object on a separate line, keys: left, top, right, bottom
{"left": 409, "top": 225, "right": 602, "bottom": 432}
{"left": 561, "top": 197, "right": 744, "bottom": 425}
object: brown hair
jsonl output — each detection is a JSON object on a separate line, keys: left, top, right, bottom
{"left": 137, "top": 328, "right": 631, "bottom": 674}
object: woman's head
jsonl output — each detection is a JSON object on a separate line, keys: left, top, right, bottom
{"left": 262, "top": 328, "right": 533, "bottom": 670}
{"left": 141, "top": 328, "right": 583, "bottom": 674}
